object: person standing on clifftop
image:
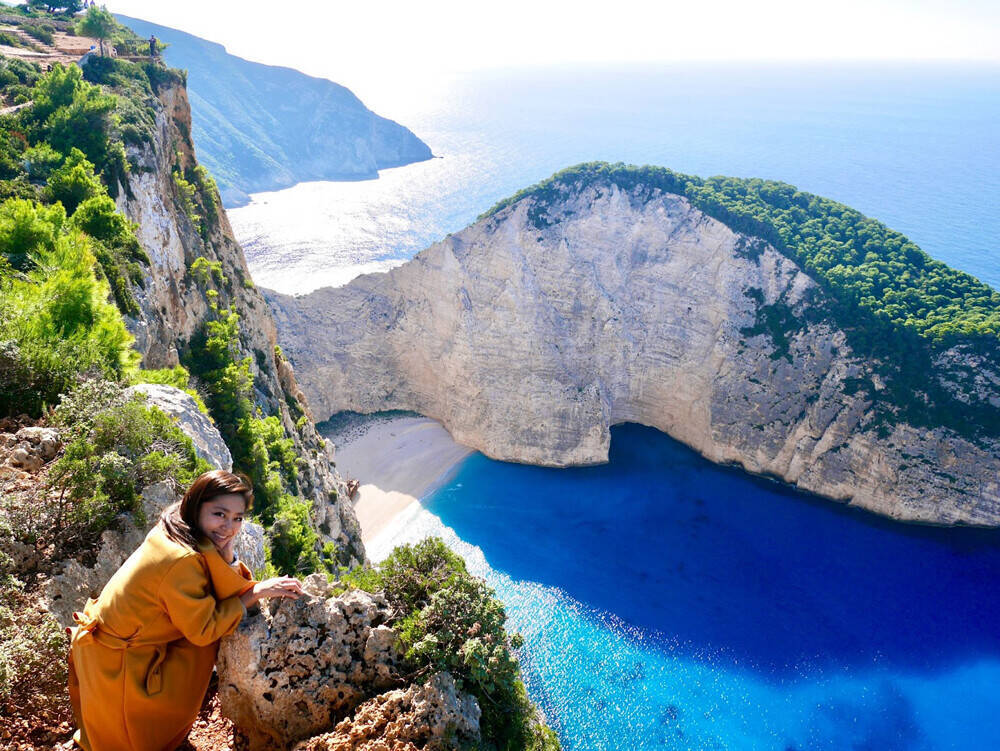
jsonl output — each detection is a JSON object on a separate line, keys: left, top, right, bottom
{"left": 149, "top": 34, "right": 158, "bottom": 58}
{"left": 66, "top": 470, "right": 303, "bottom": 751}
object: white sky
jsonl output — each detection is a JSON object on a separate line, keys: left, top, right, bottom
{"left": 105, "top": 0, "right": 1000, "bottom": 111}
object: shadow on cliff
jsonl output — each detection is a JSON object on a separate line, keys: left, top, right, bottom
{"left": 423, "top": 424, "right": 1000, "bottom": 678}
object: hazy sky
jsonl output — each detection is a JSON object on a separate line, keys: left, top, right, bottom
{"left": 106, "top": 0, "right": 1000, "bottom": 109}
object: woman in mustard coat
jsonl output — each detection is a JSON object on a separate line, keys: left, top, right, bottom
{"left": 67, "top": 469, "right": 303, "bottom": 751}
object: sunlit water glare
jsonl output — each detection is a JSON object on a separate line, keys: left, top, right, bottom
{"left": 229, "top": 63, "right": 1000, "bottom": 295}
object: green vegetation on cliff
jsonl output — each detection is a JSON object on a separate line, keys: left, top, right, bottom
{"left": 483, "top": 162, "right": 1000, "bottom": 440}
{"left": 343, "top": 538, "right": 560, "bottom": 751}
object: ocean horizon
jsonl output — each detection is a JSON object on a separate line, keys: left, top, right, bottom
{"left": 230, "top": 61, "right": 1000, "bottom": 296}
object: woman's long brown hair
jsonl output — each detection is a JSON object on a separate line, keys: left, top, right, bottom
{"left": 158, "top": 470, "right": 254, "bottom": 550}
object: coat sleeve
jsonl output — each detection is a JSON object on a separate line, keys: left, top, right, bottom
{"left": 158, "top": 554, "right": 245, "bottom": 646}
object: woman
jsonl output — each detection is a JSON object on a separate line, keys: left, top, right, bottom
{"left": 67, "top": 470, "right": 303, "bottom": 751}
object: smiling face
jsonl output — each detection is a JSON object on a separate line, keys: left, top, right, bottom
{"left": 196, "top": 493, "right": 247, "bottom": 550}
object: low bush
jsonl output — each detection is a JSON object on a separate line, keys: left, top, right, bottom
{"left": 0, "top": 226, "right": 137, "bottom": 417}
{"left": 44, "top": 379, "right": 210, "bottom": 555}
{"left": 0, "top": 580, "right": 70, "bottom": 733}
{"left": 343, "top": 538, "right": 560, "bottom": 751}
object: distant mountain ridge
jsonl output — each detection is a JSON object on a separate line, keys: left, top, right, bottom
{"left": 117, "top": 15, "right": 433, "bottom": 207}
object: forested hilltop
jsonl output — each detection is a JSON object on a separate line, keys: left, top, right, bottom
{"left": 0, "top": 7, "right": 555, "bottom": 750}
{"left": 485, "top": 162, "right": 1000, "bottom": 442}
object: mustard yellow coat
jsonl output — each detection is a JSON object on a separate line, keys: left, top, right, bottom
{"left": 68, "top": 525, "right": 255, "bottom": 751}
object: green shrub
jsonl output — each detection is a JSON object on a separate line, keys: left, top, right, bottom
{"left": 23, "top": 24, "right": 54, "bottom": 45}
{"left": 344, "top": 538, "right": 559, "bottom": 751}
{"left": 0, "top": 227, "right": 137, "bottom": 417}
{"left": 189, "top": 256, "right": 225, "bottom": 287}
{"left": 267, "top": 495, "right": 322, "bottom": 576}
{"left": 70, "top": 193, "right": 148, "bottom": 315}
{"left": 25, "top": 64, "right": 118, "bottom": 170}
{"left": 22, "top": 142, "right": 62, "bottom": 181}
{"left": 0, "top": 197, "right": 64, "bottom": 270}
{"left": 44, "top": 147, "right": 103, "bottom": 213}
{"left": 0, "top": 31, "right": 26, "bottom": 48}
{"left": 0, "top": 581, "right": 69, "bottom": 726}
{"left": 47, "top": 379, "right": 209, "bottom": 551}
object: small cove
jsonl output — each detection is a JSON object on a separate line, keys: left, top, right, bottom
{"left": 372, "top": 424, "right": 1000, "bottom": 749}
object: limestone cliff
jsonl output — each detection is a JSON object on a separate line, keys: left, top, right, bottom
{"left": 265, "top": 178, "right": 1000, "bottom": 526}
{"left": 116, "top": 77, "right": 363, "bottom": 563}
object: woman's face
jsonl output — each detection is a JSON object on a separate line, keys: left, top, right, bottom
{"left": 196, "top": 493, "right": 246, "bottom": 549}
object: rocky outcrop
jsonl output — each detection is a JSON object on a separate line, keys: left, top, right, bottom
{"left": 117, "top": 76, "right": 364, "bottom": 565}
{"left": 127, "top": 383, "right": 233, "bottom": 470}
{"left": 116, "top": 16, "right": 433, "bottom": 207}
{"left": 265, "top": 182, "right": 1000, "bottom": 525}
{"left": 294, "top": 673, "right": 481, "bottom": 751}
{"left": 217, "top": 575, "right": 403, "bottom": 750}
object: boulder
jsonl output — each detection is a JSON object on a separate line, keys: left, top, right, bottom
{"left": 293, "top": 672, "right": 481, "bottom": 751}
{"left": 217, "top": 589, "right": 402, "bottom": 750}
{"left": 126, "top": 383, "right": 233, "bottom": 470}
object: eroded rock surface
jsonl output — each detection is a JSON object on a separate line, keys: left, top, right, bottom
{"left": 293, "top": 672, "right": 481, "bottom": 751}
{"left": 118, "top": 78, "right": 364, "bottom": 566}
{"left": 217, "top": 581, "right": 402, "bottom": 750}
{"left": 127, "top": 383, "right": 233, "bottom": 470}
{"left": 266, "top": 183, "right": 1000, "bottom": 525}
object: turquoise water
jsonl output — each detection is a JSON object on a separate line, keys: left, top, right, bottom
{"left": 404, "top": 425, "right": 1000, "bottom": 750}
{"left": 231, "top": 63, "right": 1000, "bottom": 295}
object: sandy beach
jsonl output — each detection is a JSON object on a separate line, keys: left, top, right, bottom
{"left": 331, "top": 416, "right": 474, "bottom": 542}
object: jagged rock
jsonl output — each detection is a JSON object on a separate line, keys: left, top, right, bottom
{"left": 3, "top": 427, "right": 61, "bottom": 473}
{"left": 14, "top": 426, "right": 61, "bottom": 460}
{"left": 266, "top": 182, "right": 1000, "bottom": 526}
{"left": 234, "top": 518, "right": 267, "bottom": 576}
{"left": 127, "top": 383, "right": 233, "bottom": 471}
{"left": 8, "top": 445, "right": 43, "bottom": 472}
{"left": 217, "top": 589, "right": 402, "bottom": 750}
{"left": 293, "top": 672, "right": 481, "bottom": 751}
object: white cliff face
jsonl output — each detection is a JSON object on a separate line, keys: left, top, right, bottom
{"left": 114, "top": 81, "right": 364, "bottom": 565}
{"left": 265, "top": 184, "right": 1000, "bottom": 526}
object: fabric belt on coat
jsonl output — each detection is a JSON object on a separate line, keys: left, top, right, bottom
{"left": 71, "top": 608, "right": 168, "bottom": 696}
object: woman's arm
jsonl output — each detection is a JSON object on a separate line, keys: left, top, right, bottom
{"left": 239, "top": 576, "right": 303, "bottom": 608}
{"left": 158, "top": 554, "right": 249, "bottom": 646}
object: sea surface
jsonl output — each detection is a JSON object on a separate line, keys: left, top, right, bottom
{"left": 370, "top": 425, "right": 1000, "bottom": 750}
{"left": 229, "top": 62, "right": 1000, "bottom": 295}
{"left": 231, "top": 64, "right": 1000, "bottom": 749}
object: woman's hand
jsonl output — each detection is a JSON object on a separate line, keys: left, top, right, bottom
{"left": 239, "top": 576, "right": 303, "bottom": 608}
{"left": 215, "top": 536, "right": 236, "bottom": 564}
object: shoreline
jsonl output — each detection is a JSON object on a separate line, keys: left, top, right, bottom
{"left": 330, "top": 415, "right": 474, "bottom": 543}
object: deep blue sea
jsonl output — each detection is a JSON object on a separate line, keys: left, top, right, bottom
{"left": 371, "top": 426, "right": 1000, "bottom": 750}
{"left": 229, "top": 64, "right": 1000, "bottom": 749}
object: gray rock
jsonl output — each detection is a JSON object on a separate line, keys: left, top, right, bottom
{"left": 293, "top": 672, "right": 480, "bottom": 751}
{"left": 217, "top": 588, "right": 400, "bottom": 750}
{"left": 127, "top": 383, "right": 232, "bottom": 470}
